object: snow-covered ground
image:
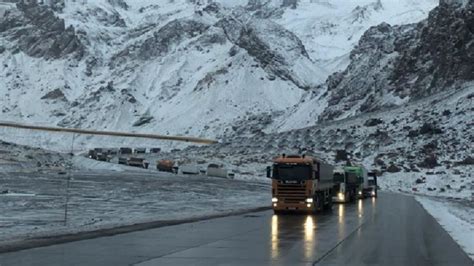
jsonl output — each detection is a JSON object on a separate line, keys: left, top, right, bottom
{"left": 0, "top": 169, "right": 269, "bottom": 244}
{"left": 416, "top": 196, "right": 474, "bottom": 260}
{"left": 379, "top": 168, "right": 473, "bottom": 201}
{"left": 379, "top": 169, "right": 473, "bottom": 259}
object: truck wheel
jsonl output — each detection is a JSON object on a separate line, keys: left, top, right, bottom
{"left": 325, "top": 192, "right": 333, "bottom": 211}
{"left": 316, "top": 193, "right": 324, "bottom": 211}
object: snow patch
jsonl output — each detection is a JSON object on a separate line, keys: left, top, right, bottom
{"left": 416, "top": 196, "right": 474, "bottom": 260}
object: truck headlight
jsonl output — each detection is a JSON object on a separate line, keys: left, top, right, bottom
{"left": 371, "top": 191, "right": 376, "bottom": 196}
{"left": 272, "top": 197, "right": 278, "bottom": 203}
{"left": 358, "top": 191, "right": 362, "bottom": 195}
{"left": 306, "top": 198, "right": 313, "bottom": 203}
{"left": 338, "top": 193, "right": 344, "bottom": 200}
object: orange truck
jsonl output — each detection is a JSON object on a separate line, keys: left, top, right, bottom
{"left": 267, "top": 154, "right": 334, "bottom": 213}
{"left": 157, "top": 160, "right": 176, "bottom": 173}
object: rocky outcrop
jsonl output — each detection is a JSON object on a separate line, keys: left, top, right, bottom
{"left": 107, "top": 0, "right": 129, "bottom": 10}
{"left": 217, "top": 14, "right": 320, "bottom": 90}
{"left": 111, "top": 19, "right": 209, "bottom": 67}
{"left": 320, "top": 0, "right": 474, "bottom": 121}
{"left": 391, "top": 0, "right": 474, "bottom": 98}
{"left": 138, "top": 19, "right": 209, "bottom": 59}
{"left": 41, "top": 88, "right": 66, "bottom": 101}
{"left": 0, "top": 1, "right": 84, "bottom": 59}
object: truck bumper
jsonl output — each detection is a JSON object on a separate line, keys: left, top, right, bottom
{"left": 362, "top": 187, "right": 377, "bottom": 197}
{"left": 272, "top": 203, "right": 314, "bottom": 213}
{"left": 332, "top": 196, "right": 347, "bottom": 203}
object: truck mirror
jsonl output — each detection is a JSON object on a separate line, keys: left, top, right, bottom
{"left": 266, "top": 166, "right": 272, "bottom": 178}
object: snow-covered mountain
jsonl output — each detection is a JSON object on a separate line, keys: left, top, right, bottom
{"left": 0, "top": 0, "right": 440, "bottom": 146}
{"left": 320, "top": 0, "right": 474, "bottom": 121}
{"left": 270, "top": 0, "right": 473, "bottom": 131}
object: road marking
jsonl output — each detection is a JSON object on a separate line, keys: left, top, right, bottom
{"left": 312, "top": 221, "right": 367, "bottom": 265}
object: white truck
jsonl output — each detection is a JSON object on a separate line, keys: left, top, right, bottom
{"left": 207, "top": 164, "right": 228, "bottom": 178}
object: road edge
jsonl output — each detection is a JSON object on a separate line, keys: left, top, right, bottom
{"left": 0, "top": 206, "right": 271, "bottom": 254}
{"left": 414, "top": 195, "right": 474, "bottom": 262}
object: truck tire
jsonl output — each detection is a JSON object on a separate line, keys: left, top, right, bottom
{"left": 316, "top": 192, "right": 324, "bottom": 212}
{"left": 324, "top": 190, "right": 333, "bottom": 211}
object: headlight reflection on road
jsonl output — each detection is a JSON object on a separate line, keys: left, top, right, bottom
{"left": 338, "top": 204, "right": 345, "bottom": 238}
{"left": 304, "top": 215, "right": 315, "bottom": 241}
{"left": 271, "top": 215, "right": 279, "bottom": 259}
{"left": 304, "top": 215, "right": 316, "bottom": 259}
{"left": 358, "top": 199, "right": 363, "bottom": 218}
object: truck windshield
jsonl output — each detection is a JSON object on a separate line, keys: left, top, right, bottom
{"left": 333, "top": 173, "right": 345, "bottom": 183}
{"left": 273, "top": 164, "right": 312, "bottom": 180}
{"left": 368, "top": 179, "right": 376, "bottom": 186}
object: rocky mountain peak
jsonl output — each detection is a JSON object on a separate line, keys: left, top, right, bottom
{"left": 0, "top": 0, "right": 84, "bottom": 59}
{"left": 320, "top": 0, "right": 473, "bottom": 121}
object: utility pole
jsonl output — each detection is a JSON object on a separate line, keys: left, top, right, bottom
{"left": 64, "top": 133, "right": 76, "bottom": 226}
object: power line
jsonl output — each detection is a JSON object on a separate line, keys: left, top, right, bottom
{"left": 0, "top": 121, "right": 218, "bottom": 145}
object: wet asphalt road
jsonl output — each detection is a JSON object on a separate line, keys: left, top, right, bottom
{"left": 0, "top": 192, "right": 471, "bottom": 266}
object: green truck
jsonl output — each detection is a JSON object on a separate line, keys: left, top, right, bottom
{"left": 332, "top": 165, "right": 368, "bottom": 202}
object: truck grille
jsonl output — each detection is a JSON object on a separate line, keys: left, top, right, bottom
{"left": 277, "top": 183, "right": 307, "bottom": 203}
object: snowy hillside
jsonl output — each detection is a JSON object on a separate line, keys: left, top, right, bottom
{"left": 0, "top": 0, "right": 439, "bottom": 148}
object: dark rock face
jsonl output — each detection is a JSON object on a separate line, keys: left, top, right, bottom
{"left": 107, "top": 0, "right": 129, "bottom": 10}
{"left": 41, "top": 88, "right": 66, "bottom": 100}
{"left": 111, "top": 19, "right": 209, "bottom": 67}
{"left": 418, "top": 154, "right": 439, "bottom": 169}
{"left": 387, "top": 164, "right": 401, "bottom": 173}
{"left": 218, "top": 16, "right": 312, "bottom": 89}
{"left": 133, "top": 115, "right": 154, "bottom": 127}
{"left": 87, "top": 7, "right": 126, "bottom": 27}
{"left": 321, "top": 22, "right": 403, "bottom": 120}
{"left": 0, "top": 1, "right": 84, "bottom": 59}
{"left": 364, "top": 118, "right": 384, "bottom": 127}
{"left": 391, "top": 1, "right": 474, "bottom": 98}
{"left": 281, "top": 0, "right": 298, "bottom": 9}
{"left": 320, "top": 1, "right": 474, "bottom": 121}
{"left": 138, "top": 19, "right": 209, "bottom": 60}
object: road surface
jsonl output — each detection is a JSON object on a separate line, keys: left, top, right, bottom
{"left": 0, "top": 192, "right": 471, "bottom": 266}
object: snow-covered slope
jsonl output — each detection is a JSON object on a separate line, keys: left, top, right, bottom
{"left": 270, "top": 0, "right": 473, "bottom": 131}
{"left": 0, "top": 0, "right": 438, "bottom": 148}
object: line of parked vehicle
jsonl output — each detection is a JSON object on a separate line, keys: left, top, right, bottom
{"left": 87, "top": 147, "right": 235, "bottom": 179}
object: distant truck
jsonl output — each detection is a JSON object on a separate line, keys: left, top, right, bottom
{"left": 134, "top": 148, "right": 146, "bottom": 154}
{"left": 107, "top": 148, "right": 118, "bottom": 155}
{"left": 88, "top": 150, "right": 98, "bottom": 160}
{"left": 150, "top": 148, "right": 161, "bottom": 153}
{"left": 127, "top": 157, "right": 149, "bottom": 169}
{"left": 157, "top": 160, "right": 175, "bottom": 173}
{"left": 96, "top": 153, "right": 111, "bottom": 162}
{"left": 366, "top": 171, "right": 378, "bottom": 197}
{"left": 180, "top": 165, "right": 200, "bottom": 175}
{"left": 119, "top": 147, "right": 133, "bottom": 155}
{"left": 267, "top": 154, "right": 334, "bottom": 213}
{"left": 118, "top": 157, "right": 128, "bottom": 165}
{"left": 332, "top": 166, "right": 362, "bottom": 203}
{"left": 343, "top": 165, "right": 369, "bottom": 199}
{"left": 207, "top": 164, "right": 228, "bottom": 178}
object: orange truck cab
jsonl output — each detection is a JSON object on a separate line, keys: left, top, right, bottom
{"left": 267, "top": 154, "right": 334, "bottom": 214}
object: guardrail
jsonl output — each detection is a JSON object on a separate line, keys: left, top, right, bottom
{"left": 0, "top": 121, "right": 219, "bottom": 145}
